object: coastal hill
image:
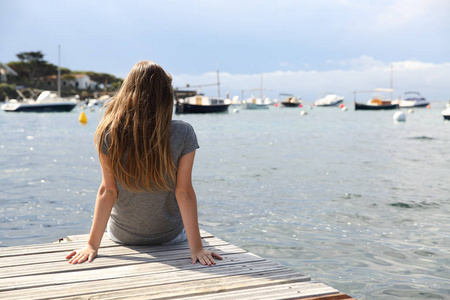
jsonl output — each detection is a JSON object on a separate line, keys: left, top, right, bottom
{"left": 0, "top": 51, "right": 123, "bottom": 101}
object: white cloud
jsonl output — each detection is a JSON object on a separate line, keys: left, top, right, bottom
{"left": 173, "top": 57, "right": 450, "bottom": 102}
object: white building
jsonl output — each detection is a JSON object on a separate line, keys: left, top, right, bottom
{"left": 72, "top": 74, "right": 97, "bottom": 89}
{"left": 44, "top": 73, "right": 97, "bottom": 90}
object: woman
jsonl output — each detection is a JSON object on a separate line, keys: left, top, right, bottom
{"left": 66, "top": 61, "right": 222, "bottom": 266}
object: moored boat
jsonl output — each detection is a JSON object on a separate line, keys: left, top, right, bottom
{"left": 1, "top": 90, "right": 77, "bottom": 113}
{"left": 241, "top": 74, "right": 272, "bottom": 109}
{"left": 314, "top": 93, "right": 344, "bottom": 107}
{"left": 442, "top": 106, "right": 450, "bottom": 120}
{"left": 241, "top": 96, "right": 269, "bottom": 109}
{"left": 392, "top": 91, "right": 430, "bottom": 108}
{"left": 279, "top": 93, "right": 302, "bottom": 107}
{"left": 175, "top": 68, "right": 231, "bottom": 114}
{"left": 353, "top": 87, "right": 399, "bottom": 111}
{"left": 175, "top": 95, "right": 230, "bottom": 114}
{"left": 354, "top": 97, "right": 399, "bottom": 110}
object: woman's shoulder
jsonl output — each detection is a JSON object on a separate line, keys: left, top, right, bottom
{"left": 171, "top": 120, "right": 195, "bottom": 133}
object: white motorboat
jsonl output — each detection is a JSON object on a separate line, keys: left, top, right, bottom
{"left": 1, "top": 90, "right": 77, "bottom": 113}
{"left": 314, "top": 94, "right": 344, "bottom": 107}
{"left": 392, "top": 91, "right": 430, "bottom": 108}
{"left": 442, "top": 104, "right": 450, "bottom": 120}
{"left": 87, "top": 95, "right": 111, "bottom": 108}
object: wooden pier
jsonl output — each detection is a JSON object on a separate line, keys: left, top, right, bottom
{"left": 0, "top": 230, "right": 353, "bottom": 299}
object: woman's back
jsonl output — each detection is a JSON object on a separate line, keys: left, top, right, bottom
{"left": 108, "top": 120, "right": 199, "bottom": 245}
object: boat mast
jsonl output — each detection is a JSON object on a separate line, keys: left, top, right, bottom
{"left": 216, "top": 65, "right": 220, "bottom": 98}
{"left": 57, "top": 45, "right": 61, "bottom": 97}
{"left": 390, "top": 64, "right": 393, "bottom": 101}
{"left": 260, "top": 74, "right": 263, "bottom": 100}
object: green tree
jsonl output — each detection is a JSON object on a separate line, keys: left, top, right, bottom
{"left": 7, "top": 51, "right": 57, "bottom": 87}
{"left": 16, "top": 51, "right": 44, "bottom": 63}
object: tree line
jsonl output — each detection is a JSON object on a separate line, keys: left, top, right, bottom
{"left": 1, "top": 51, "right": 123, "bottom": 101}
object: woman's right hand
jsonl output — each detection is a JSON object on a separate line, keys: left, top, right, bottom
{"left": 66, "top": 245, "right": 97, "bottom": 264}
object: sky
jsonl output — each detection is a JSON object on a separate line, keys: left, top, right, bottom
{"left": 1, "top": 0, "right": 449, "bottom": 101}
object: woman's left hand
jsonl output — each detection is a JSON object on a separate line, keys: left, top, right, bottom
{"left": 191, "top": 249, "right": 222, "bottom": 266}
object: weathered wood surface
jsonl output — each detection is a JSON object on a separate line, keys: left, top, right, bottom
{"left": 0, "top": 230, "right": 354, "bottom": 299}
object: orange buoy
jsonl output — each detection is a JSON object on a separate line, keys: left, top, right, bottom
{"left": 427, "top": 105, "right": 431, "bottom": 109}
{"left": 299, "top": 104, "right": 303, "bottom": 108}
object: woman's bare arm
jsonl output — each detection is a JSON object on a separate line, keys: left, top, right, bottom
{"left": 66, "top": 153, "right": 117, "bottom": 264}
{"left": 175, "top": 150, "right": 222, "bottom": 266}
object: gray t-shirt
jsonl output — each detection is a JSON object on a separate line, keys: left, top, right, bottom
{"left": 107, "top": 120, "right": 199, "bottom": 245}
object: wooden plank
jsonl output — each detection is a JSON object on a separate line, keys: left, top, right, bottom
{"left": 300, "top": 293, "right": 356, "bottom": 300}
{"left": 178, "top": 281, "right": 338, "bottom": 300}
{"left": 0, "top": 244, "right": 246, "bottom": 279}
{"left": 1, "top": 262, "right": 305, "bottom": 299}
{"left": 0, "top": 252, "right": 267, "bottom": 291}
{"left": 58, "top": 270, "right": 310, "bottom": 300}
{"left": 0, "top": 237, "right": 232, "bottom": 269}
{"left": 0, "top": 232, "right": 216, "bottom": 258}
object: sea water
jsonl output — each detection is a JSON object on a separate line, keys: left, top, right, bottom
{"left": 1, "top": 102, "right": 449, "bottom": 299}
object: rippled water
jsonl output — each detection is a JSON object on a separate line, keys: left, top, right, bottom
{"left": 1, "top": 102, "right": 449, "bottom": 299}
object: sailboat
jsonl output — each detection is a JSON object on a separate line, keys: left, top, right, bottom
{"left": 241, "top": 74, "right": 270, "bottom": 109}
{"left": 175, "top": 68, "right": 230, "bottom": 114}
{"left": 1, "top": 45, "right": 78, "bottom": 113}
{"left": 354, "top": 65, "right": 399, "bottom": 111}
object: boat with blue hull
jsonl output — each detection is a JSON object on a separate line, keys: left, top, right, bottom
{"left": 392, "top": 91, "right": 430, "bottom": 108}
{"left": 2, "top": 101, "right": 77, "bottom": 112}
{"left": 1, "top": 90, "right": 77, "bottom": 113}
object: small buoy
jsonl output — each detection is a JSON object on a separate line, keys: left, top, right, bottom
{"left": 426, "top": 105, "right": 431, "bottom": 109}
{"left": 342, "top": 106, "right": 348, "bottom": 111}
{"left": 233, "top": 107, "right": 239, "bottom": 113}
{"left": 339, "top": 103, "right": 345, "bottom": 108}
{"left": 299, "top": 103, "right": 303, "bottom": 108}
{"left": 274, "top": 103, "right": 279, "bottom": 107}
{"left": 79, "top": 111, "right": 88, "bottom": 124}
{"left": 300, "top": 110, "right": 308, "bottom": 116}
{"left": 408, "top": 108, "right": 414, "bottom": 114}
{"left": 308, "top": 105, "right": 313, "bottom": 110}
{"left": 393, "top": 111, "right": 406, "bottom": 122}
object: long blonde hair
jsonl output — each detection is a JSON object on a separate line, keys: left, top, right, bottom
{"left": 95, "top": 61, "right": 176, "bottom": 192}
